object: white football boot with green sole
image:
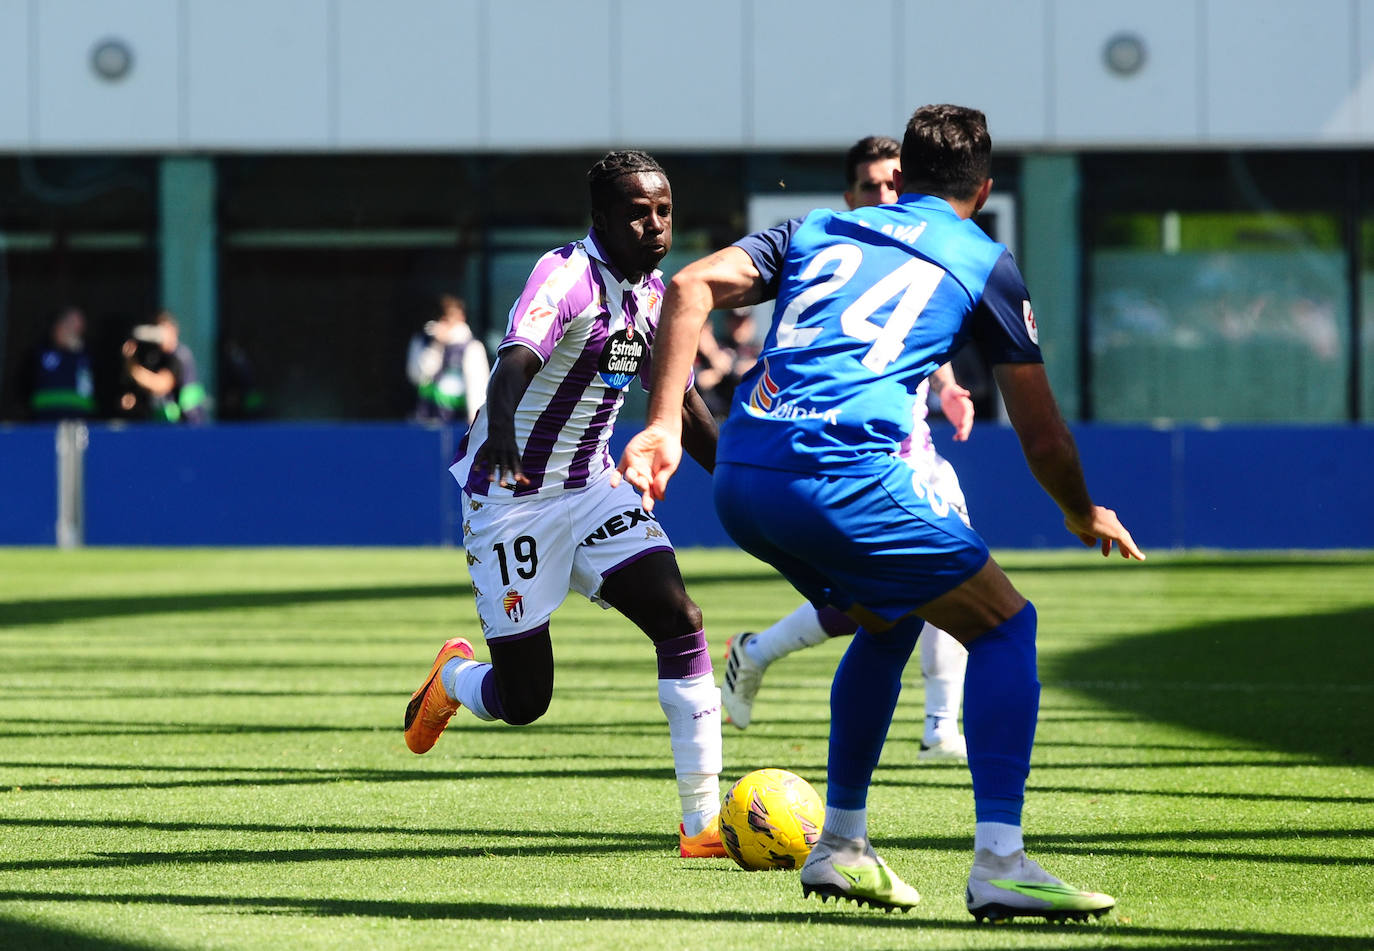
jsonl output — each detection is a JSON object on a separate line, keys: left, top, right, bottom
{"left": 966, "top": 849, "right": 1114, "bottom": 923}
{"left": 800, "top": 831, "right": 920, "bottom": 912}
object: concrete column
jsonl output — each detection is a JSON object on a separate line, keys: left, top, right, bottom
{"left": 1019, "top": 154, "right": 1082, "bottom": 420}
{"left": 158, "top": 158, "right": 218, "bottom": 416}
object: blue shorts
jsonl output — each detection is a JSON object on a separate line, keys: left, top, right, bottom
{"left": 714, "top": 459, "right": 989, "bottom": 623}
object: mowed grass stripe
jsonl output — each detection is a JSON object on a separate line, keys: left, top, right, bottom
{"left": 0, "top": 547, "right": 1370, "bottom": 950}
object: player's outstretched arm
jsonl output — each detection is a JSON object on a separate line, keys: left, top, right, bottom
{"left": 994, "top": 362, "right": 1145, "bottom": 561}
{"left": 616, "top": 246, "right": 764, "bottom": 507}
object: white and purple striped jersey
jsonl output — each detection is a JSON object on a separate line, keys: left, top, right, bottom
{"left": 451, "top": 230, "right": 670, "bottom": 502}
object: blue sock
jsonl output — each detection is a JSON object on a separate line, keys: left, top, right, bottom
{"left": 825, "top": 616, "right": 922, "bottom": 809}
{"left": 963, "top": 601, "right": 1039, "bottom": 825}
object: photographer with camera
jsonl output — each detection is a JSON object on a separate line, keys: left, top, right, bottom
{"left": 120, "top": 310, "right": 207, "bottom": 424}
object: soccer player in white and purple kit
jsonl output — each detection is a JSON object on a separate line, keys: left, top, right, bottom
{"left": 618, "top": 106, "right": 1143, "bottom": 920}
{"left": 403, "top": 151, "right": 727, "bottom": 859}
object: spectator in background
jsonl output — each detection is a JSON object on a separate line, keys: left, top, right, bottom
{"left": 24, "top": 305, "right": 96, "bottom": 420}
{"left": 120, "top": 310, "right": 208, "bottom": 424}
{"left": 407, "top": 294, "right": 490, "bottom": 426}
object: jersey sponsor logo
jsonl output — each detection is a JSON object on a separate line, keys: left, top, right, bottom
{"left": 467, "top": 550, "right": 482, "bottom": 566}
{"left": 468, "top": 498, "right": 483, "bottom": 511}
{"left": 597, "top": 327, "right": 646, "bottom": 390}
{"left": 502, "top": 588, "right": 525, "bottom": 623}
{"left": 517, "top": 302, "right": 558, "bottom": 341}
{"left": 580, "top": 506, "right": 658, "bottom": 546}
{"left": 1023, "top": 300, "right": 1038, "bottom": 345}
{"left": 746, "top": 359, "right": 781, "bottom": 412}
{"left": 745, "top": 359, "right": 840, "bottom": 424}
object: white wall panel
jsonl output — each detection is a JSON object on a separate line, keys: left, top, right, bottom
{"left": 486, "top": 0, "right": 612, "bottom": 148}
{"left": 750, "top": 0, "right": 899, "bottom": 146}
{"left": 1052, "top": 0, "right": 1199, "bottom": 144}
{"left": 34, "top": 0, "right": 180, "bottom": 148}
{"left": 899, "top": 0, "right": 1049, "bottom": 146}
{"left": 336, "top": 0, "right": 483, "bottom": 148}
{"left": 186, "top": 0, "right": 331, "bottom": 147}
{"left": 1205, "top": 0, "right": 1355, "bottom": 143}
{"left": 616, "top": 1, "right": 746, "bottom": 147}
{"left": 1341, "top": 0, "right": 1374, "bottom": 137}
{"left": 0, "top": 0, "right": 31, "bottom": 146}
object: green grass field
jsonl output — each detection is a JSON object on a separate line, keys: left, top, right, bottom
{"left": 0, "top": 547, "right": 1370, "bottom": 950}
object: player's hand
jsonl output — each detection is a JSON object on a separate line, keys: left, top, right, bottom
{"left": 939, "top": 384, "right": 975, "bottom": 441}
{"left": 474, "top": 440, "right": 528, "bottom": 490}
{"left": 1064, "top": 505, "right": 1146, "bottom": 561}
{"left": 613, "top": 423, "right": 682, "bottom": 513}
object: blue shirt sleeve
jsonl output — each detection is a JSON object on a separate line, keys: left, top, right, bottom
{"left": 731, "top": 217, "right": 803, "bottom": 301}
{"left": 970, "top": 250, "right": 1043, "bottom": 365}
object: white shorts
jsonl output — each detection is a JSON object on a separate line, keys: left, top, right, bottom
{"left": 906, "top": 451, "right": 971, "bottom": 528}
{"left": 460, "top": 473, "right": 676, "bottom": 640}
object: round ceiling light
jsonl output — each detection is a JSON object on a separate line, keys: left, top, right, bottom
{"left": 91, "top": 38, "right": 134, "bottom": 81}
{"left": 1103, "top": 32, "right": 1147, "bottom": 77}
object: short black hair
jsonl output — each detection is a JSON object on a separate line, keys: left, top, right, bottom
{"left": 844, "top": 135, "right": 900, "bottom": 188}
{"left": 899, "top": 104, "right": 991, "bottom": 201}
{"left": 587, "top": 150, "right": 666, "bottom": 213}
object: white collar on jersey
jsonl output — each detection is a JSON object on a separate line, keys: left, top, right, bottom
{"left": 581, "top": 229, "right": 662, "bottom": 288}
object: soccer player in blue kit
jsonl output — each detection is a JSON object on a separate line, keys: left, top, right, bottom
{"left": 616, "top": 105, "right": 1144, "bottom": 922}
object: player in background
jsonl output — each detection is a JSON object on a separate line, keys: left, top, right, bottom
{"left": 722, "top": 135, "right": 976, "bottom": 764}
{"left": 404, "top": 151, "right": 727, "bottom": 859}
{"left": 616, "top": 105, "right": 1143, "bottom": 920}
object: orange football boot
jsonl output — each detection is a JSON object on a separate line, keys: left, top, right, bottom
{"left": 403, "top": 637, "right": 476, "bottom": 754}
{"left": 679, "top": 814, "right": 729, "bottom": 858}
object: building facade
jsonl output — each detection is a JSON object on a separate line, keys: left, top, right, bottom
{"left": 2, "top": 0, "right": 1372, "bottom": 421}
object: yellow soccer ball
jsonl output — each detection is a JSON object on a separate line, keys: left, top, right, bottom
{"left": 719, "top": 768, "right": 824, "bottom": 870}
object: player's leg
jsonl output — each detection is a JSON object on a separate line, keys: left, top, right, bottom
{"left": 917, "top": 455, "right": 971, "bottom": 760}
{"left": 723, "top": 604, "right": 855, "bottom": 729}
{"left": 915, "top": 562, "right": 1115, "bottom": 922}
{"left": 575, "top": 480, "right": 723, "bottom": 857}
{"left": 918, "top": 623, "right": 968, "bottom": 760}
{"left": 403, "top": 493, "right": 570, "bottom": 752}
{"left": 799, "top": 613, "right": 923, "bottom": 910}
{"left": 714, "top": 462, "right": 921, "bottom": 909}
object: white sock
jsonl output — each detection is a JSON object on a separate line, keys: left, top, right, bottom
{"left": 822, "top": 805, "right": 867, "bottom": 841}
{"left": 974, "top": 821, "right": 1024, "bottom": 856}
{"left": 746, "top": 603, "right": 832, "bottom": 667}
{"left": 920, "top": 622, "right": 967, "bottom": 743}
{"left": 442, "top": 658, "right": 497, "bottom": 721}
{"left": 658, "top": 673, "right": 722, "bottom": 834}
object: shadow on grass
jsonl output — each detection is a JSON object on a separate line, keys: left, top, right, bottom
{"left": 0, "top": 823, "right": 1366, "bottom": 874}
{"left": 0, "top": 918, "right": 160, "bottom": 951}
{"left": 1050, "top": 606, "right": 1374, "bottom": 767}
{"left": 0, "top": 566, "right": 784, "bottom": 630}
{"left": 2, "top": 893, "right": 1371, "bottom": 948}
{"left": 0, "top": 583, "right": 463, "bottom": 629}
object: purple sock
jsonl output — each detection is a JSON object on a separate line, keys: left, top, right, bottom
{"left": 655, "top": 630, "right": 712, "bottom": 680}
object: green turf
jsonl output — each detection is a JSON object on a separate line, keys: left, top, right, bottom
{"left": 0, "top": 547, "right": 1370, "bottom": 950}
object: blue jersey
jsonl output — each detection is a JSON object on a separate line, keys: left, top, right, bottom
{"left": 719, "top": 193, "right": 1041, "bottom": 474}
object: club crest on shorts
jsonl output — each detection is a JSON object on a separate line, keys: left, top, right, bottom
{"left": 502, "top": 588, "right": 525, "bottom": 623}
{"left": 598, "top": 327, "right": 645, "bottom": 390}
